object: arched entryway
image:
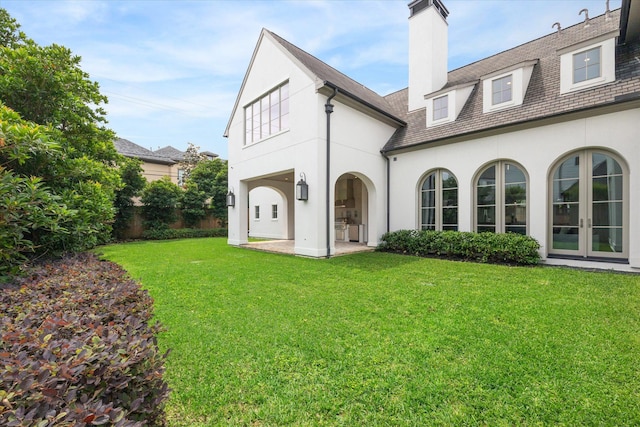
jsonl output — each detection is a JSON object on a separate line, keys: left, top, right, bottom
{"left": 334, "top": 173, "right": 369, "bottom": 244}
{"left": 246, "top": 171, "right": 295, "bottom": 241}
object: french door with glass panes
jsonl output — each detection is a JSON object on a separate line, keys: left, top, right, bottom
{"left": 550, "top": 150, "right": 627, "bottom": 259}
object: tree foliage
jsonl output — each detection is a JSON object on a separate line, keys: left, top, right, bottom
{"left": 188, "top": 158, "right": 228, "bottom": 220}
{"left": 112, "top": 157, "right": 146, "bottom": 239}
{"left": 0, "top": 9, "right": 122, "bottom": 274}
{"left": 177, "top": 142, "right": 207, "bottom": 184}
{"left": 140, "top": 177, "right": 182, "bottom": 230}
{"left": 180, "top": 181, "right": 207, "bottom": 228}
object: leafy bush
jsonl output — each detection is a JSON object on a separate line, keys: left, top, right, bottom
{"left": 0, "top": 8, "right": 124, "bottom": 273}
{"left": 0, "top": 170, "right": 67, "bottom": 277}
{"left": 378, "top": 229, "right": 541, "bottom": 265}
{"left": 188, "top": 159, "right": 228, "bottom": 221}
{"left": 180, "top": 182, "right": 207, "bottom": 228}
{"left": 113, "top": 157, "right": 146, "bottom": 240}
{"left": 140, "top": 177, "right": 182, "bottom": 230}
{"left": 142, "top": 228, "right": 227, "bottom": 241}
{"left": 0, "top": 253, "right": 169, "bottom": 426}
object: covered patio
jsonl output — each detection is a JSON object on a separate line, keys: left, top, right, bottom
{"left": 241, "top": 240, "right": 374, "bottom": 257}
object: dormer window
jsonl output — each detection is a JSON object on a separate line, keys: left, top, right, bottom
{"left": 492, "top": 75, "right": 512, "bottom": 105}
{"left": 481, "top": 60, "right": 536, "bottom": 114}
{"left": 425, "top": 82, "right": 476, "bottom": 128}
{"left": 573, "top": 47, "right": 601, "bottom": 84}
{"left": 559, "top": 31, "right": 617, "bottom": 94}
{"left": 433, "top": 95, "right": 448, "bottom": 121}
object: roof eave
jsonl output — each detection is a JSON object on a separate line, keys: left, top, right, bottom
{"left": 322, "top": 80, "right": 406, "bottom": 126}
{"left": 382, "top": 94, "right": 640, "bottom": 154}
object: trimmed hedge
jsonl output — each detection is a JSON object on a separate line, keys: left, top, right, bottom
{"left": 377, "top": 229, "right": 541, "bottom": 266}
{"left": 0, "top": 253, "right": 169, "bottom": 426}
{"left": 141, "top": 227, "right": 227, "bottom": 241}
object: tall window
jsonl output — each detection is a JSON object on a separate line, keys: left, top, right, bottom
{"left": 245, "top": 82, "right": 289, "bottom": 144}
{"left": 254, "top": 205, "right": 260, "bottom": 220}
{"left": 550, "top": 150, "right": 626, "bottom": 259}
{"left": 420, "top": 169, "right": 458, "bottom": 231}
{"left": 271, "top": 204, "right": 278, "bottom": 220}
{"left": 492, "top": 75, "right": 512, "bottom": 105}
{"left": 476, "top": 162, "right": 527, "bottom": 234}
{"left": 177, "top": 169, "right": 185, "bottom": 186}
{"left": 573, "top": 47, "right": 601, "bottom": 84}
{"left": 433, "top": 95, "right": 448, "bottom": 121}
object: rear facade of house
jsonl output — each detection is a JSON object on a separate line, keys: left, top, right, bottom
{"left": 225, "top": 0, "right": 640, "bottom": 269}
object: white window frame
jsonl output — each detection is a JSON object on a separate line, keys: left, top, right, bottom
{"left": 491, "top": 74, "right": 513, "bottom": 106}
{"left": 244, "top": 81, "right": 289, "bottom": 145}
{"left": 573, "top": 46, "right": 601, "bottom": 84}
{"left": 271, "top": 204, "right": 278, "bottom": 220}
{"left": 177, "top": 168, "right": 185, "bottom": 186}
{"left": 474, "top": 161, "right": 529, "bottom": 235}
{"left": 559, "top": 33, "right": 617, "bottom": 94}
{"left": 432, "top": 95, "right": 449, "bottom": 121}
{"left": 425, "top": 83, "right": 475, "bottom": 128}
{"left": 254, "top": 205, "right": 260, "bottom": 221}
{"left": 419, "top": 169, "right": 458, "bottom": 231}
{"left": 481, "top": 60, "right": 536, "bottom": 113}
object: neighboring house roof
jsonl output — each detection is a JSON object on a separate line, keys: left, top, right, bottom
{"left": 383, "top": 8, "right": 640, "bottom": 152}
{"left": 114, "top": 138, "right": 175, "bottom": 165}
{"left": 201, "top": 150, "right": 219, "bottom": 159}
{"left": 154, "top": 146, "right": 186, "bottom": 162}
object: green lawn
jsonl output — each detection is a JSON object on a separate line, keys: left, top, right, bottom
{"left": 98, "top": 238, "right": 640, "bottom": 426}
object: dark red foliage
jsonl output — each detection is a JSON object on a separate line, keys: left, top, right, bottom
{"left": 0, "top": 253, "right": 169, "bottom": 426}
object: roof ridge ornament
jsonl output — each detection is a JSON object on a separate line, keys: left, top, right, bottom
{"left": 552, "top": 22, "right": 562, "bottom": 36}
{"left": 579, "top": 8, "right": 590, "bottom": 28}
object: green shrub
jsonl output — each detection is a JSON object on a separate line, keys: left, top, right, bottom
{"left": 180, "top": 182, "right": 207, "bottom": 228}
{"left": 0, "top": 253, "right": 169, "bottom": 426}
{"left": 142, "top": 227, "right": 228, "bottom": 241}
{"left": 377, "top": 229, "right": 540, "bottom": 265}
{"left": 140, "top": 177, "right": 182, "bottom": 230}
{"left": 0, "top": 170, "right": 67, "bottom": 277}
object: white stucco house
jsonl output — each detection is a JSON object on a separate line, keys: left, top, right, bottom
{"left": 225, "top": 0, "right": 640, "bottom": 269}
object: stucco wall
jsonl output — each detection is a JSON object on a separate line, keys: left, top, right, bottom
{"left": 227, "top": 32, "right": 399, "bottom": 256}
{"left": 249, "top": 187, "right": 287, "bottom": 239}
{"left": 388, "top": 107, "right": 640, "bottom": 268}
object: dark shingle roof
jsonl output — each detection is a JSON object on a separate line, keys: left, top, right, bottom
{"left": 266, "top": 30, "right": 405, "bottom": 124}
{"left": 114, "top": 138, "right": 176, "bottom": 165}
{"left": 154, "top": 146, "right": 185, "bottom": 162}
{"left": 383, "top": 9, "right": 640, "bottom": 152}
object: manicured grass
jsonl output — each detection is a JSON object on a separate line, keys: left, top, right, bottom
{"left": 98, "top": 238, "right": 640, "bottom": 426}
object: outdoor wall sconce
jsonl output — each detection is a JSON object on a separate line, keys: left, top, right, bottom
{"left": 226, "top": 188, "right": 236, "bottom": 207}
{"left": 296, "top": 173, "right": 309, "bottom": 201}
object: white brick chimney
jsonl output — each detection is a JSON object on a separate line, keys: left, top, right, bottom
{"left": 408, "top": 0, "right": 449, "bottom": 112}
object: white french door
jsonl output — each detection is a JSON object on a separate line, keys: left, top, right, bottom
{"left": 550, "top": 150, "right": 627, "bottom": 259}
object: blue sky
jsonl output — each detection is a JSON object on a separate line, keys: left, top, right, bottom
{"left": 1, "top": 0, "right": 621, "bottom": 159}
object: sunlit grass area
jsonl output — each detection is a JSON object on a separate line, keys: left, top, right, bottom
{"left": 98, "top": 238, "right": 640, "bottom": 426}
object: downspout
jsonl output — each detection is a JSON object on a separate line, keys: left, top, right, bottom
{"left": 380, "top": 151, "right": 390, "bottom": 233}
{"left": 325, "top": 86, "right": 338, "bottom": 258}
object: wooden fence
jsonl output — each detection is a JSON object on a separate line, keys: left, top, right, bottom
{"left": 119, "top": 207, "right": 225, "bottom": 239}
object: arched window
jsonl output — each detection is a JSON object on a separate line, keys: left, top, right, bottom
{"left": 420, "top": 169, "right": 458, "bottom": 231}
{"left": 549, "top": 150, "right": 627, "bottom": 259}
{"left": 475, "top": 161, "right": 528, "bottom": 234}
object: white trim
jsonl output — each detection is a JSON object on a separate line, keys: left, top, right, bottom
{"left": 482, "top": 62, "right": 535, "bottom": 114}
{"left": 425, "top": 84, "right": 475, "bottom": 127}
{"left": 559, "top": 37, "right": 616, "bottom": 95}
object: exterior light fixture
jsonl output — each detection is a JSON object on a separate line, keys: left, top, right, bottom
{"left": 296, "top": 173, "right": 309, "bottom": 201}
{"left": 226, "top": 188, "right": 236, "bottom": 207}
